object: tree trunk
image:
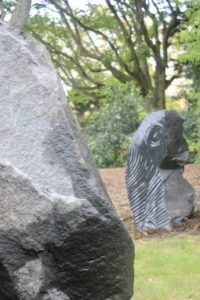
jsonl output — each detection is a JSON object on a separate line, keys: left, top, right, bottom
{"left": 9, "top": 0, "right": 32, "bottom": 30}
{"left": 0, "top": 0, "right": 5, "bottom": 21}
{"left": 151, "top": 66, "right": 166, "bottom": 110}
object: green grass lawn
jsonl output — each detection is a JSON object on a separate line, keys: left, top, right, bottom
{"left": 132, "top": 234, "right": 200, "bottom": 300}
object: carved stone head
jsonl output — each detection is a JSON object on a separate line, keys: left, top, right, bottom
{"left": 126, "top": 110, "right": 196, "bottom": 229}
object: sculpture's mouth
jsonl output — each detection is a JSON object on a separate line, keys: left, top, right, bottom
{"left": 160, "top": 150, "right": 189, "bottom": 169}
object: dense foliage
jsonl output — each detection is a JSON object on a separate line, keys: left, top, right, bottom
{"left": 82, "top": 83, "right": 144, "bottom": 167}
{"left": 184, "top": 108, "right": 200, "bottom": 163}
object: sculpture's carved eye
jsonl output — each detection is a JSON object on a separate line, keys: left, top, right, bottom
{"left": 145, "top": 123, "right": 164, "bottom": 147}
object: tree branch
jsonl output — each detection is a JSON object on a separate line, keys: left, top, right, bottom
{"left": 166, "top": 75, "right": 179, "bottom": 88}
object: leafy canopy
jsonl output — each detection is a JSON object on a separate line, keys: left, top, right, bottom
{"left": 26, "top": 0, "right": 186, "bottom": 110}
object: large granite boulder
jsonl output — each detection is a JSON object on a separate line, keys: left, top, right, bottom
{"left": 126, "top": 110, "right": 196, "bottom": 230}
{"left": 0, "top": 24, "right": 134, "bottom": 300}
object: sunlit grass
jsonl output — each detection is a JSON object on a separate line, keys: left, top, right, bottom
{"left": 132, "top": 234, "right": 200, "bottom": 300}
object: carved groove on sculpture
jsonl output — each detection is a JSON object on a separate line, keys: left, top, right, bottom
{"left": 126, "top": 110, "right": 196, "bottom": 230}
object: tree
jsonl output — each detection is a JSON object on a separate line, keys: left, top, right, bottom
{"left": 179, "top": 0, "right": 200, "bottom": 162}
{"left": 27, "top": 0, "right": 185, "bottom": 110}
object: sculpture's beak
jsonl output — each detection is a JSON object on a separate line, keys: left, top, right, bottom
{"left": 171, "top": 151, "right": 189, "bottom": 165}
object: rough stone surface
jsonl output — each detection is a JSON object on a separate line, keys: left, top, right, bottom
{"left": 0, "top": 24, "right": 134, "bottom": 300}
{"left": 126, "top": 110, "right": 196, "bottom": 230}
{"left": 163, "top": 169, "right": 196, "bottom": 224}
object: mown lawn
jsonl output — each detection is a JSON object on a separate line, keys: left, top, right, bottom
{"left": 132, "top": 234, "right": 200, "bottom": 300}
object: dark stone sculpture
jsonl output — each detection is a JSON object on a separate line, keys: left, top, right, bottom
{"left": 0, "top": 25, "right": 134, "bottom": 300}
{"left": 126, "top": 110, "right": 196, "bottom": 230}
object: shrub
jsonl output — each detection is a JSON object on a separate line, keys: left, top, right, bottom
{"left": 82, "top": 82, "right": 145, "bottom": 168}
{"left": 183, "top": 93, "right": 200, "bottom": 163}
